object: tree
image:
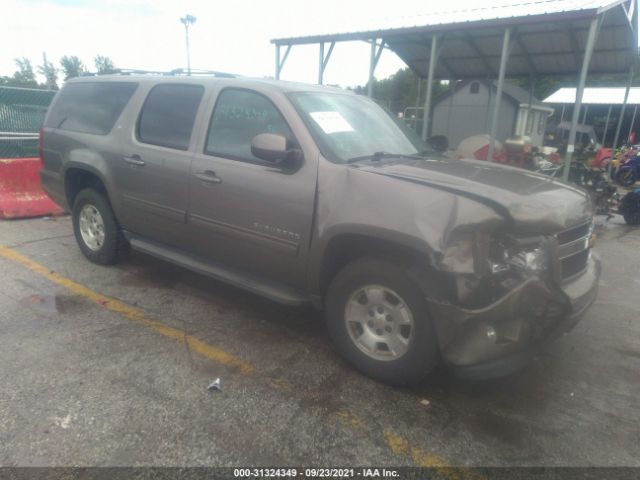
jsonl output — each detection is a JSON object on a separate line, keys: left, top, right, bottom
{"left": 353, "top": 67, "right": 448, "bottom": 115}
{"left": 38, "top": 52, "right": 59, "bottom": 90}
{"left": 94, "top": 55, "right": 116, "bottom": 74}
{"left": 12, "top": 57, "right": 38, "bottom": 88}
{"left": 60, "top": 56, "right": 85, "bottom": 80}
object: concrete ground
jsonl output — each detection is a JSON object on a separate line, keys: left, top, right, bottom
{"left": 0, "top": 214, "right": 639, "bottom": 468}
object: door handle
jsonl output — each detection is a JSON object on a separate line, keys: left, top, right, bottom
{"left": 194, "top": 171, "right": 222, "bottom": 184}
{"left": 124, "top": 154, "right": 145, "bottom": 166}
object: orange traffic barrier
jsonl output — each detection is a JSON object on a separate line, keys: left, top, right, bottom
{"left": 0, "top": 157, "right": 64, "bottom": 219}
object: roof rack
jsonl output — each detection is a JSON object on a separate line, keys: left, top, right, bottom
{"left": 85, "top": 68, "right": 239, "bottom": 78}
{"left": 170, "top": 68, "right": 238, "bottom": 78}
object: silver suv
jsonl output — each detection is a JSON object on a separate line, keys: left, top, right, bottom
{"left": 40, "top": 74, "right": 600, "bottom": 385}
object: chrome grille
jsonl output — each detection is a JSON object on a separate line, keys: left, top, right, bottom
{"left": 556, "top": 220, "right": 592, "bottom": 281}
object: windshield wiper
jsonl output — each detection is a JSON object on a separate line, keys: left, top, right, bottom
{"left": 405, "top": 149, "right": 439, "bottom": 159}
{"left": 345, "top": 151, "right": 393, "bottom": 163}
{"left": 346, "top": 150, "right": 436, "bottom": 164}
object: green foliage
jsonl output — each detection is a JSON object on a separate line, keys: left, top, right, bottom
{"left": 38, "top": 53, "right": 59, "bottom": 90}
{"left": 94, "top": 55, "right": 116, "bottom": 74}
{"left": 353, "top": 67, "right": 448, "bottom": 114}
{"left": 11, "top": 57, "right": 38, "bottom": 88}
{"left": 509, "top": 76, "right": 568, "bottom": 102}
{"left": 60, "top": 56, "right": 85, "bottom": 80}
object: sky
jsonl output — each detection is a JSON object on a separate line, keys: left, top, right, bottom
{"left": 0, "top": 0, "right": 623, "bottom": 87}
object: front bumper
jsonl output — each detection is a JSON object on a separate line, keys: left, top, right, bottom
{"left": 428, "top": 251, "right": 601, "bottom": 380}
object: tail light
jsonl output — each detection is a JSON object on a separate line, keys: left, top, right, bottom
{"left": 38, "top": 127, "right": 44, "bottom": 166}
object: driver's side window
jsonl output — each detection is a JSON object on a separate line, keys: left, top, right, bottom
{"left": 205, "top": 88, "right": 293, "bottom": 163}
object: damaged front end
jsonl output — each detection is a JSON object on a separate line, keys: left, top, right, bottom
{"left": 426, "top": 221, "right": 600, "bottom": 377}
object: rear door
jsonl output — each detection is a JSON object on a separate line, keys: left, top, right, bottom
{"left": 115, "top": 83, "right": 206, "bottom": 246}
{"left": 186, "top": 86, "right": 318, "bottom": 286}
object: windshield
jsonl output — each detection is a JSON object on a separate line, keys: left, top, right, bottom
{"left": 288, "top": 91, "right": 429, "bottom": 163}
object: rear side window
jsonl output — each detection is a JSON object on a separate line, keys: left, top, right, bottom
{"left": 137, "top": 84, "right": 204, "bottom": 150}
{"left": 45, "top": 82, "right": 137, "bottom": 135}
{"left": 205, "top": 88, "right": 293, "bottom": 162}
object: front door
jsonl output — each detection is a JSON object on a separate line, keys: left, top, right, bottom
{"left": 115, "top": 83, "right": 205, "bottom": 246}
{"left": 187, "top": 87, "right": 317, "bottom": 286}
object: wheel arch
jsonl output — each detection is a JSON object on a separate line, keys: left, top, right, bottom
{"left": 63, "top": 163, "right": 113, "bottom": 211}
{"left": 314, "top": 230, "right": 454, "bottom": 307}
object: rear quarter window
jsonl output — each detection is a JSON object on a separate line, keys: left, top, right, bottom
{"left": 45, "top": 82, "right": 137, "bottom": 135}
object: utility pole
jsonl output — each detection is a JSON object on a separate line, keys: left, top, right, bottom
{"left": 180, "top": 14, "right": 197, "bottom": 75}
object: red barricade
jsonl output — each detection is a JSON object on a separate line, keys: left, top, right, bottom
{"left": 0, "top": 157, "right": 64, "bottom": 219}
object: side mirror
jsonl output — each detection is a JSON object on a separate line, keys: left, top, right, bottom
{"left": 251, "top": 133, "right": 290, "bottom": 163}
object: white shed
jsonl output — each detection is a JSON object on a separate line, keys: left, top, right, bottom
{"left": 431, "top": 80, "right": 554, "bottom": 148}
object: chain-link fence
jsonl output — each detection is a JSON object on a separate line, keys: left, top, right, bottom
{"left": 0, "top": 86, "right": 56, "bottom": 158}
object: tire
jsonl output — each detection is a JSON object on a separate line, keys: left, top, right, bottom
{"left": 72, "top": 188, "right": 128, "bottom": 265}
{"left": 623, "top": 213, "right": 640, "bottom": 225}
{"left": 325, "top": 257, "right": 439, "bottom": 386}
{"left": 616, "top": 167, "right": 637, "bottom": 187}
{"left": 620, "top": 190, "right": 640, "bottom": 225}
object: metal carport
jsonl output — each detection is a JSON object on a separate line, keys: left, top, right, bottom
{"left": 272, "top": 0, "right": 638, "bottom": 180}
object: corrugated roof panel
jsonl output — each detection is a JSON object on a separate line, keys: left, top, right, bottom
{"left": 274, "top": 0, "right": 630, "bottom": 43}
{"left": 274, "top": 0, "right": 637, "bottom": 78}
{"left": 544, "top": 87, "right": 640, "bottom": 103}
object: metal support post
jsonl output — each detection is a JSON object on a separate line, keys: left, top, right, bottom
{"left": 487, "top": 28, "right": 512, "bottom": 162}
{"left": 612, "top": 67, "right": 633, "bottom": 149}
{"left": 628, "top": 104, "right": 638, "bottom": 141}
{"left": 563, "top": 16, "right": 600, "bottom": 181}
{"left": 318, "top": 41, "right": 335, "bottom": 85}
{"left": 603, "top": 104, "right": 612, "bottom": 145}
{"left": 367, "top": 40, "right": 385, "bottom": 98}
{"left": 275, "top": 44, "right": 291, "bottom": 80}
{"left": 421, "top": 34, "right": 440, "bottom": 141}
{"left": 414, "top": 76, "right": 422, "bottom": 132}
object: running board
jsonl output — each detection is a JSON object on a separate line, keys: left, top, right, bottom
{"left": 125, "top": 234, "right": 309, "bottom": 306}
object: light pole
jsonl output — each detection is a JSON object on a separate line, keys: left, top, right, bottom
{"left": 180, "top": 14, "right": 196, "bottom": 75}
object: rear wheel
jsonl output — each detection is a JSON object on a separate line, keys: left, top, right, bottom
{"left": 72, "top": 188, "right": 128, "bottom": 265}
{"left": 325, "top": 257, "right": 439, "bottom": 386}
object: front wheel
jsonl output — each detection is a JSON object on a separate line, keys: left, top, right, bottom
{"left": 616, "top": 167, "right": 637, "bottom": 187}
{"left": 325, "top": 257, "right": 439, "bottom": 386}
{"left": 72, "top": 188, "right": 128, "bottom": 265}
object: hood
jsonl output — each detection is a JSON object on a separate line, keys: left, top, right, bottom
{"left": 355, "top": 157, "right": 592, "bottom": 234}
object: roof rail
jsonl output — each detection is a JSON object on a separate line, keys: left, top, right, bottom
{"left": 89, "top": 68, "right": 239, "bottom": 78}
{"left": 109, "top": 69, "right": 174, "bottom": 76}
{"left": 169, "top": 68, "right": 238, "bottom": 78}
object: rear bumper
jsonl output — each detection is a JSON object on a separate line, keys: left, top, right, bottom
{"left": 429, "top": 252, "right": 601, "bottom": 380}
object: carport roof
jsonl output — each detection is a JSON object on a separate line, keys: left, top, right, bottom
{"left": 544, "top": 86, "right": 640, "bottom": 103}
{"left": 272, "top": 0, "right": 639, "bottom": 78}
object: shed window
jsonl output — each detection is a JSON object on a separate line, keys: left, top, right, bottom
{"left": 525, "top": 111, "right": 534, "bottom": 135}
{"left": 538, "top": 112, "right": 546, "bottom": 135}
{"left": 470, "top": 82, "right": 480, "bottom": 94}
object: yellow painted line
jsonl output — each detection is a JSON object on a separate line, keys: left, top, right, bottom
{"left": 332, "top": 409, "right": 366, "bottom": 429}
{"left": 384, "top": 431, "right": 486, "bottom": 480}
{"left": 0, "top": 244, "right": 471, "bottom": 470}
{"left": 0, "top": 244, "right": 253, "bottom": 375}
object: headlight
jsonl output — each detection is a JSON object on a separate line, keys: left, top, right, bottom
{"left": 508, "top": 248, "right": 548, "bottom": 273}
{"left": 489, "top": 238, "right": 549, "bottom": 275}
